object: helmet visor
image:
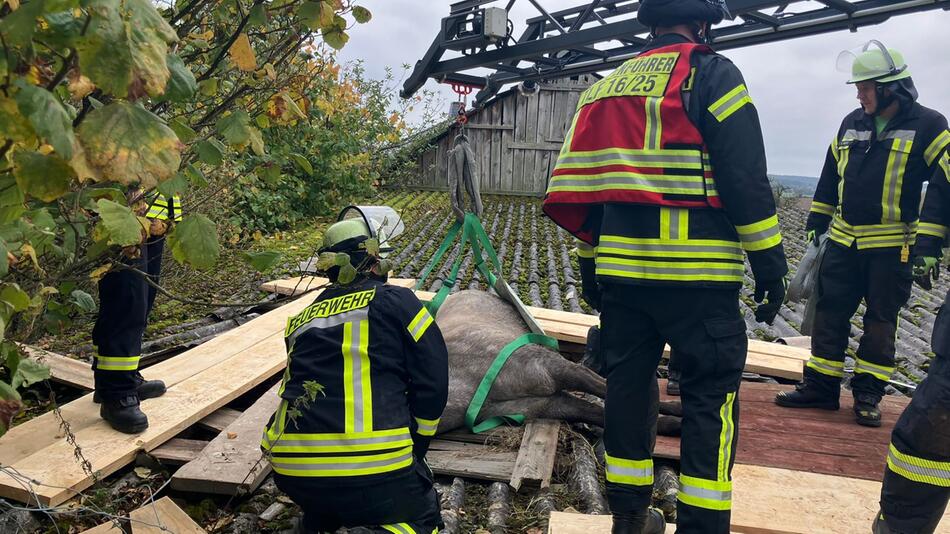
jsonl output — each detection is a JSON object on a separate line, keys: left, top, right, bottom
{"left": 705, "top": 0, "right": 733, "bottom": 20}
{"left": 339, "top": 205, "right": 405, "bottom": 258}
{"left": 837, "top": 40, "right": 905, "bottom": 84}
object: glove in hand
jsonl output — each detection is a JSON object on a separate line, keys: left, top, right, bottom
{"left": 754, "top": 278, "right": 787, "bottom": 325}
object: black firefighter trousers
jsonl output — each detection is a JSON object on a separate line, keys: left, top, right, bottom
{"left": 879, "top": 291, "right": 950, "bottom": 534}
{"left": 91, "top": 238, "right": 165, "bottom": 401}
{"left": 808, "top": 242, "right": 912, "bottom": 401}
{"left": 601, "top": 284, "right": 746, "bottom": 534}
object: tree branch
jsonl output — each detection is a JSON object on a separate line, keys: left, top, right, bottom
{"left": 116, "top": 265, "right": 288, "bottom": 307}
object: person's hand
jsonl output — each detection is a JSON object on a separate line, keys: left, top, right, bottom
{"left": 754, "top": 278, "right": 787, "bottom": 325}
{"left": 149, "top": 218, "right": 168, "bottom": 237}
{"left": 913, "top": 256, "right": 940, "bottom": 290}
{"left": 806, "top": 230, "right": 819, "bottom": 246}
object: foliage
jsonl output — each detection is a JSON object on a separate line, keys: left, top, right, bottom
{"left": 0, "top": 0, "right": 374, "bottom": 434}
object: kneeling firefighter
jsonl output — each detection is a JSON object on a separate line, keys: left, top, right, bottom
{"left": 262, "top": 207, "right": 449, "bottom": 534}
{"left": 546, "top": 1, "right": 788, "bottom": 533}
{"left": 776, "top": 42, "right": 950, "bottom": 428}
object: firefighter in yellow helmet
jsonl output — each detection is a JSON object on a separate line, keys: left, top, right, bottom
{"left": 776, "top": 42, "right": 950, "bottom": 429}
{"left": 547, "top": 0, "right": 788, "bottom": 532}
{"left": 262, "top": 211, "right": 448, "bottom": 534}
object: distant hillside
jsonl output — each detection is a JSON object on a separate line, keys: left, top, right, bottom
{"left": 770, "top": 174, "right": 817, "bottom": 196}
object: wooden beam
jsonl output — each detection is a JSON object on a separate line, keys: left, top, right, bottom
{"left": 171, "top": 383, "right": 282, "bottom": 496}
{"left": 0, "top": 295, "right": 314, "bottom": 506}
{"left": 19, "top": 345, "right": 94, "bottom": 391}
{"left": 427, "top": 440, "right": 517, "bottom": 482}
{"left": 196, "top": 407, "right": 242, "bottom": 434}
{"left": 509, "top": 419, "right": 560, "bottom": 491}
{"left": 149, "top": 438, "right": 208, "bottom": 466}
{"left": 129, "top": 496, "right": 206, "bottom": 534}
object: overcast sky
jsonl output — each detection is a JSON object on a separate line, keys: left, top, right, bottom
{"left": 339, "top": 1, "right": 950, "bottom": 177}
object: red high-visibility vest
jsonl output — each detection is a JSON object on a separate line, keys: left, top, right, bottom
{"left": 543, "top": 42, "right": 721, "bottom": 244}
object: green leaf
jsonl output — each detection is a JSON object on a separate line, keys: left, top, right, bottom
{"left": 77, "top": 102, "right": 183, "bottom": 188}
{"left": 0, "top": 0, "right": 44, "bottom": 49}
{"left": 337, "top": 262, "right": 357, "bottom": 284}
{"left": 12, "top": 151, "right": 75, "bottom": 203}
{"left": 96, "top": 198, "right": 143, "bottom": 246}
{"left": 322, "top": 27, "right": 349, "bottom": 50}
{"left": 241, "top": 251, "right": 281, "bottom": 272}
{"left": 168, "top": 118, "right": 197, "bottom": 143}
{"left": 256, "top": 164, "right": 282, "bottom": 185}
{"left": 363, "top": 238, "right": 379, "bottom": 256}
{"left": 167, "top": 215, "right": 219, "bottom": 270}
{"left": 160, "top": 54, "right": 197, "bottom": 103}
{"left": 0, "top": 380, "right": 21, "bottom": 402}
{"left": 248, "top": 128, "right": 265, "bottom": 156}
{"left": 185, "top": 163, "right": 207, "bottom": 187}
{"left": 299, "top": 1, "right": 333, "bottom": 30}
{"left": 247, "top": 3, "right": 267, "bottom": 27}
{"left": 255, "top": 114, "right": 270, "bottom": 129}
{"left": 195, "top": 139, "right": 225, "bottom": 166}
{"left": 14, "top": 80, "right": 75, "bottom": 159}
{"left": 0, "top": 176, "right": 25, "bottom": 225}
{"left": 198, "top": 78, "right": 218, "bottom": 96}
{"left": 216, "top": 110, "right": 258, "bottom": 149}
{"left": 289, "top": 153, "right": 313, "bottom": 175}
{"left": 12, "top": 358, "right": 50, "bottom": 390}
{"left": 37, "top": 10, "right": 85, "bottom": 48}
{"left": 158, "top": 171, "right": 189, "bottom": 198}
{"left": 280, "top": 93, "right": 307, "bottom": 120}
{"left": 0, "top": 239, "right": 8, "bottom": 278}
{"left": 1, "top": 284, "right": 31, "bottom": 313}
{"left": 315, "top": 252, "right": 338, "bottom": 271}
{"left": 70, "top": 289, "right": 97, "bottom": 313}
{"left": 0, "top": 97, "right": 36, "bottom": 144}
{"left": 75, "top": 0, "right": 178, "bottom": 98}
{"left": 352, "top": 6, "right": 371, "bottom": 23}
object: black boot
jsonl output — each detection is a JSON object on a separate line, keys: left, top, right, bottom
{"left": 94, "top": 372, "right": 166, "bottom": 403}
{"left": 100, "top": 395, "right": 148, "bottom": 434}
{"left": 853, "top": 392, "right": 882, "bottom": 427}
{"left": 611, "top": 509, "right": 665, "bottom": 534}
{"left": 774, "top": 380, "right": 839, "bottom": 410}
{"left": 666, "top": 378, "right": 680, "bottom": 396}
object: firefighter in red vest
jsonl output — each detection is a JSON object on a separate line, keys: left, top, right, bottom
{"left": 545, "top": 1, "right": 788, "bottom": 532}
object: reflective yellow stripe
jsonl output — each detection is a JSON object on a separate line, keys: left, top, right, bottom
{"left": 810, "top": 201, "right": 836, "bottom": 217}
{"left": 678, "top": 475, "right": 732, "bottom": 511}
{"left": 270, "top": 445, "right": 414, "bottom": 477}
{"left": 598, "top": 236, "right": 743, "bottom": 261}
{"left": 382, "top": 524, "right": 416, "bottom": 534}
{"left": 644, "top": 96, "right": 664, "bottom": 150}
{"left": 708, "top": 84, "right": 752, "bottom": 123}
{"left": 882, "top": 139, "right": 912, "bottom": 223}
{"left": 717, "top": 392, "right": 736, "bottom": 482}
{"left": 919, "top": 223, "right": 948, "bottom": 239}
{"left": 830, "top": 218, "right": 917, "bottom": 250}
{"left": 596, "top": 256, "right": 744, "bottom": 283}
{"left": 343, "top": 320, "right": 372, "bottom": 433}
{"left": 830, "top": 138, "right": 840, "bottom": 162}
{"left": 854, "top": 358, "right": 894, "bottom": 382}
{"left": 735, "top": 215, "right": 782, "bottom": 252}
{"left": 925, "top": 130, "right": 950, "bottom": 166}
{"left": 806, "top": 355, "right": 845, "bottom": 378}
{"left": 837, "top": 143, "right": 851, "bottom": 179}
{"left": 414, "top": 416, "right": 440, "bottom": 437}
{"left": 548, "top": 172, "right": 707, "bottom": 195}
{"left": 96, "top": 355, "right": 141, "bottom": 371}
{"left": 407, "top": 307, "right": 434, "bottom": 342}
{"left": 887, "top": 443, "right": 950, "bottom": 487}
{"left": 263, "top": 428, "right": 413, "bottom": 454}
{"left": 555, "top": 148, "right": 705, "bottom": 171}
{"left": 575, "top": 239, "right": 596, "bottom": 259}
{"left": 605, "top": 453, "right": 653, "bottom": 486}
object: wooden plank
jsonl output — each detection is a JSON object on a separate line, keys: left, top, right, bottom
{"left": 509, "top": 419, "right": 560, "bottom": 491}
{"left": 130, "top": 496, "right": 206, "bottom": 534}
{"left": 506, "top": 141, "right": 565, "bottom": 151}
{"left": 513, "top": 93, "right": 528, "bottom": 193}
{"left": 500, "top": 95, "right": 515, "bottom": 193}
{"left": 0, "top": 295, "right": 314, "bottom": 506}
{"left": 428, "top": 447, "right": 517, "bottom": 482}
{"left": 461, "top": 123, "right": 514, "bottom": 131}
{"left": 196, "top": 407, "right": 242, "bottom": 433}
{"left": 491, "top": 101, "right": 503, "bottom": 192}
{"left": 523, "top": 91, "right": 540, "bottom": 193}
{"left": 20, "top": 345, "right": 94, "bottom": 391}
{"left": 549, "top": 512, "right": 792, "bottom": 534}
{"left": 171, "top": 383, "right": 282, "bottom": 495}
{"left": 149, "top": 438, "right": 208, "bottom": 466}
{"left": 79, "top": 520, "right": 122, "bottom": 533}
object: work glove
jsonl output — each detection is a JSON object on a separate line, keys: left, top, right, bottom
{"left": 806, "top": 230, "right": 820, "bottom": 246}
{"left": 753, "top": 278, "right": 787, "bottom": 325}
{"left": 913, "top": 256, "right": 940, "bottom": 290}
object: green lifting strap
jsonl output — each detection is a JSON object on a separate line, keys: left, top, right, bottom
{"left": 465, "top": 333, "right": 560, "bottom": 433}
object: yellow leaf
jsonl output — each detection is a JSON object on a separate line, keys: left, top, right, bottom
{"left": 229, "top": 234, "right": 240, "bottom": 245}
{"left": 20, "top": 244, "right": 42, "bottom": 273}
{"left": 5, "top": 0, "right": 19, "bottom": 11}
{"left": 252, "top": 230, "right": 263, "bottom": 241}
{"left": 90, "top": 264, "right": 112, "bottom": 282}
{"left": 37, "top": 144, "right": 54, "bottom": 155}
{"left": 263, "top": 62, "right": 276, "bottom": 81}
{"left": 68, "top": 72, "right": 95, "bottom": 100}
{"left": 229, "top": 33, "right": 257, "bottom": 72}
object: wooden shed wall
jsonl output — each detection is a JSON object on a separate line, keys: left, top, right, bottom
{"left": 411, "top": 77, "right": 593, "bottom": 196}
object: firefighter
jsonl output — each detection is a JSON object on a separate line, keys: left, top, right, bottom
{"left": 774, "top": 42, "right": 950, "bottom": 428}
{"left": 544, "top": 0, "right": 788, "bottom": 532}
{"left": 262, "top": 217, "right": 448, "bottom": 534}
{"left": 873, "top": 88, "right": 950, "bottom": 534}
{"left": 93, "top": 191, "right": 179, "bottom": 433}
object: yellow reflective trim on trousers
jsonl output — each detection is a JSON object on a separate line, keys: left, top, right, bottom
{"left": 678, "top": 475, "right": 732, "bottom": 511}
{"left": 660, "top": 208, "right": 671, "bottom": 240}
{"left": 882, "top": 139, "right": 911, "bottom": 223}
{"left": 735, "top": 215, "right": 782, "bottom": 252}
{"left": 919, "top": 222, "right": 948, "bottom": 239}
{"left": 382, "top": 524, "right": 417, "bottom": 534}
{"left": 887, "top": 443, "right": 950, "bottom": 487}
{"left": 575, "top": 239, "right": 596, "bottom": 259}
{"left": 810, "top": 201, "right": 836, "bottom": 217}
{"left": 407, "top": 307, "right": 434, "bottom": 342}
{"left": 658, "top": 208, "right": 689, "bottom": 241}
{"left": 263, "top": 399, "right": 289, "bottom": 449}
{"left": 270, "top": 446, "right": 414, "bottom": 477}
{"left": 806, "top": 355, "right": 845, "bottom": 378}
{"left": 96, "top": 355, "right": 141, "bottom": 371}
{"left": 709, "top": 84, "right": 752, "bottom": 123}
{"left": 414, "top": 416, "right": 440, "bottom": 437}
{"left": 644, "top": 96, "right": 664, "bottom": 150}
{"left": 717, "top": 392, "right": 736, "bottom": 482}
{"left": 854, "top": 358, "right": 894, "bottom": 381}
{"left": 343, "top": 320, "right": 372, "bottom": 433}
{"left": 605, "top": 453, "right": 654, "bottom": 486}
{"left": 596, "top": 257, "right": 744, "bottom": 283}
{"left": 925, "top": 130, "right": 950, "bottom": 166}
{"left": 263, "top": 427, "right": 413, "bottom": 453}
{"left": 597, "top": 236, "right": 743, "bottom": 261}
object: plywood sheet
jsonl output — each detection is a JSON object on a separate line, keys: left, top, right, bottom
{"left": 129, "top": 496, "right": 206, "bottom": 534}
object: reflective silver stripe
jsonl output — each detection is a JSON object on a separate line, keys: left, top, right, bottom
{"left": 597, "top": 259, "right": 742, "bottom": 277}
{"left": 598, "top": 239, "right": 742, "bottom": 257}
{"left": 270, "top": 432, "right": 412, "bottom": 450}
{"left": 350, "top": 320, "right": 366, "bottom": 433}
{"left": 606, "top": 463, "right": 653, "bottom": 480}
{"left": 882, "top": 130, "right": 917, "bottom": 142}
{"left": 557, "top": 151, "right": 703, "bottom": 168}
{"left": 737, "top": 224, "right": 781, "bottom": 246}
{"left": 414, "top": 418, "right": 439, "bottom": 436}
{"left": 679, "top": 484, "right": 732, "bottom": 503}
{"left": 709, "top": 86, "right": 750, "bottom": 121}
{"left": 645, "top": 96, "right": 663, "bottom": 150}
{"left": 271, "top": 450, "right": 413, "bottom": 472}
{"left": 550, "top": 175, "right": 705, "bottom": 192}
{"left": 885, "top": 140, "right": 910, "bottom": 222}
{"left": 832, "top": 218, "right": 916, "bottom": 236}
{"left": 888, "top": 449, "right": 950, "bottom": 483}
{"left": 807, "top": 358, "right": 845, "bottom": 376}
{"left": 287, "top": 308, "right": 369, "bottom": 348}
{"left": 843, "top": 129, "right": 872, "bottom": 142}
{"left": 409, "top": 309, "right": 433, "bottom": 341}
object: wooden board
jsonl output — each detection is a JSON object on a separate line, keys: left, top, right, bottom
{"left": 20, "top": 345, "right": 94, "bottom": 391}
{"left": 509, "top": 419, "right": 560, "bottom": 491}
{"left": 130, "top": 496, "right": 206, "bottom": 534}
{"left": 0, "top": 295, "right": 314, "bottom": 506}
{"left": 196, "top": 407, "right": 242, "bottom": 433}
{"left": 260, "top": 276, "right": 416, "bottom": 296}
{"left": 427, "top": 439, "right": 517, "bottom": 482}
{"left": 79, "top": 520, "right": 122, "bottom": 533}
{"left": 171, "top": 383, "right": 282, "bottom": 495}
{"left": 149, "top": 438, "right": 208, "bottom": 465}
